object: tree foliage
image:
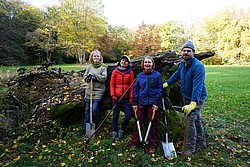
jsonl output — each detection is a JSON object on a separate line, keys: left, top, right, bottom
{"left": 159, "top": 21, "right": 186, "bottom": 52}
{"left": 55, "top": 0, "right": 106, "bottom": 64}
{"left": 130, "top": 21, "right": 164, "bottom": 57}
{"left": 0, "top": 0, "right": 42, "bottom": 65}
{"left": 194, "top": 6, "right": 250, "bottom": 65}
{"left": 96, "top": 25, "right": 134, "bottom": 62}
{"left": 1, "top": 1, "right": 250, "bottom": 65}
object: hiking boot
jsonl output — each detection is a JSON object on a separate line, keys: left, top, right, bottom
{"left": 118, "top": 129, "right": 124, "bottom": 140}
{"left": 196, "top": 141, "right": 207, "bottom": 150}
{"left": 111, "top": 131, "right": 117, "bottom": 140}
{"left": 149, "top": 148, "right": 155, "bottom": 154}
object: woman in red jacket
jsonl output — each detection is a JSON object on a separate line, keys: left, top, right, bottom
{"left": 110, "top": 55, "right": 135, "bottom": 140}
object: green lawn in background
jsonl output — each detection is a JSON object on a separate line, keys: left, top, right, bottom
{"left": 0, "top": 65, "right": 249, "bottom": 166}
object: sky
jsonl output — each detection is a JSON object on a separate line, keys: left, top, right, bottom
{"left": 23, "top": 0, "right": 250, "bottom": 28}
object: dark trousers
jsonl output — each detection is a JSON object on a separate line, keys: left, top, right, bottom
{"left": 131, "top": 105, "right": 159, "bottom": 149}
{"left": 112, "top": 98, "right": 132, "bottom": 132}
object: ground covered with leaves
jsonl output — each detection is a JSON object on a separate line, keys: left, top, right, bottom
{"left": 0, "top": 65, "right": 250, "bottom": 166}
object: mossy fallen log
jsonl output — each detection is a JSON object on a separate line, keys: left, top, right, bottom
{"left": 4, "top": 50, "right": 214, "bottom": 143}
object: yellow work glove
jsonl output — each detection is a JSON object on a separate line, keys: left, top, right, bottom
{"left": 163, "top": 82, "right": 169, "bottom": 88}
{"left": 182, "top": 101, "right": 196, "bottom": 115}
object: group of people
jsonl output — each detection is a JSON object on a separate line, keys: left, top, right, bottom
{"left": 83, "top": 40, "right": 207, "bottom": 155}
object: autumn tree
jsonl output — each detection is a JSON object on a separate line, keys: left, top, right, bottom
{"left": 130, "top": 21, "right": 164, "bottom": 57}
{"left": 56, "top": 0, "right": 106, "bottom": 64}
{"left": 194, "top": 6, "right": 250, "bottom": 65}
{"left": 159, "top": 21, "right": 186, "bottom": 52}
{"left": 26, "top": 19, "right": 58, "bottom": 63}
{"left": 0, "top": 0, "right": 42, "bottom": 65}
{"left": 96, "top": 25, "right": 134, "bottom": 62}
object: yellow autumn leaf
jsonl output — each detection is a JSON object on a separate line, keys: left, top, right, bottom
{"left": 39, "top": 155, "right": 43, "bottom": 160}
{"left": 151, "top": 157, "right": 158, "bottom": 162}
{"left": 12, "top": 144, "right": 18, "bottom": 148}
{"left": 61, "top": 162, "right": 66, "bottom": 166}
{"left": 68, "top": 154, "right": 72, "bottom": 160}
{"left": 13, "top": 155, "right": 20, "bottom": 161}
{"left": 17, "top": 136, "right": 22, "bottom": 141}
{"left": 0, "top": 153, "right": 5, "bottom": 158}
{"left": 117, "top": 153, "right": 122, "bottom": 156}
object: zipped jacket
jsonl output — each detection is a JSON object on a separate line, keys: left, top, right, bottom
{"left": 110, "top": 67, "right": 134, "bottom": 99}
{"left": 167, "top": 56, "right": 207, "bottom": 103}
{"left": 132, "top": 70, "right": 163, "bottom": 107}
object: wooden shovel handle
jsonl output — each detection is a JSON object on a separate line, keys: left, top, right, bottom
{"left": 181, "top": 113, "right": 191, "bottom": 161}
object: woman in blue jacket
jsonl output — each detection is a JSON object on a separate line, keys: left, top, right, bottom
{"left": 130, "top": 56, "right": 163, "bottom": 154}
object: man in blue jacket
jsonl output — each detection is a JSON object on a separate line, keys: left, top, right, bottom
{"left": 163, "top": 40, "right": 207, "bottom": 155}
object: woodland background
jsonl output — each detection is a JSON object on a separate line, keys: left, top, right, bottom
{"left": 1, "top": 0, "right": 250, "bottom": 66}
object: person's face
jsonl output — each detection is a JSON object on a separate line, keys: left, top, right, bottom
{"left": 181, "top": 48, "right": 194, "bottom": 61}
{"left": 92, "top": 53, "right": 101, "bottom": 63}
{"left": 143, "top": 58, "right": 153, "bottom": 70}
{"left": 120, "top": 58, "right": 129, "bottom": 68}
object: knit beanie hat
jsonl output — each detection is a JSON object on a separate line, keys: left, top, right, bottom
{"left": 182, "top": 40, "right": 195, "bottom": 52}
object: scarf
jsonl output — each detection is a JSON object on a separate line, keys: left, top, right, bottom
{"left": 92, "top": 62, "right": 105, "bottom": 68}
{"left": 143, "top": 69, "right": 153, "bottom": 74}
{"left": 117, "top": 66, "right": 126, "bottom": 71}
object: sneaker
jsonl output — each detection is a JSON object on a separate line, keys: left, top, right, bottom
{"left": 111, "top": 131, "right": 117, "bottom": 140}
{"left": 184, "top": 149, "right": 195, "bottom": 155}
{"left": 149, "top": 148, "right": 155, "bottom": 154}
{"left": 118, "top": 129, "right": 124, "bottom": 140}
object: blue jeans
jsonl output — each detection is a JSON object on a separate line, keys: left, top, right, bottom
{"left": 112, "top": 98, "right": 132, "bottom": 132}
{"left": 84, "top": 98, "right": 101, "bottom": 131}
{"left": 183, "top": 98, "right": 206, "bottom": 151}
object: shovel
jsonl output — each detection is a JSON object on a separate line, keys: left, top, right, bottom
{"left": 161, "top": 98, "right": 177, "bottom": 158}
{"left": 181, "top": 111, "right": 192, "bottom": 161}
{"left": 85, "top": 78, "right": 95, "bottom": 138}
{"left": 172, "top": 105, "right": 193, "bottom": 161}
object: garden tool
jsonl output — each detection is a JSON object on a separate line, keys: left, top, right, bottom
{"left": 181, "top": 110, "right": 192, "bottom": 161}
{"left": 161, "top": 98, "right": 177, "bottom": 158}
{"left": 85, "top": 78, "right": 136, "bottom": 151}
{"left": 85, "top": 78, "right": 95, "bottom": 138}
{"left": 134, "top": 108, "right": 143, "bottom": 147}
{"left": 172, "top": 105, "right": 193, "bottom": 161}
{"left": 142, "top": 108, "right": 156, "bottom": 153}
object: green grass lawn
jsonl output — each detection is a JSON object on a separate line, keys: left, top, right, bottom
{"left": 0, "top": 65, "right": 249, "bottom": 166}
